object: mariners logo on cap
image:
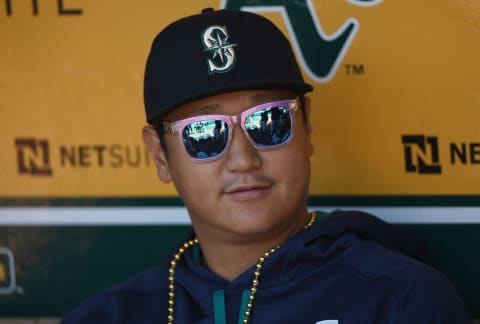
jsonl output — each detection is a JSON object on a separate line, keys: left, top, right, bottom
{"left": 201, "top": 25, "right": 237, "bottom": 74}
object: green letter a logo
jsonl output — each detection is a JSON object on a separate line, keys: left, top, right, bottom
{"left": 221, "top": 0, "right": 381, "bottom": 83}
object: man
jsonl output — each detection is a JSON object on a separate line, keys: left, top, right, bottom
{"left": 62, "top": 8, "right": 470, "bottom": 323}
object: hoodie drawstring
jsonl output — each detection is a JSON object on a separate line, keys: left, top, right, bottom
{"left": 213, "top": 290, "right": 227, "bottom": 324}
{"left": 213, "top": 289, "right": 252, "bottom": 324}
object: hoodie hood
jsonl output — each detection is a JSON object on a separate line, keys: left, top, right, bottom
{"left": 309, "top": 210, "right": 428, "bottom": 261}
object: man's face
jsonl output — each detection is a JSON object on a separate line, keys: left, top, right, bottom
{"left": 143, "top": 89, "right": 313, "bottom": 242}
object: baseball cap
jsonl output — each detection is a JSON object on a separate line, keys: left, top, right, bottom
{"left": 144, "top": 8, "right": 313, "bottom": 123}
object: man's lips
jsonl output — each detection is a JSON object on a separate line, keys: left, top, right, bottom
{"left": 223, "top": 182, "right": 273, "bottom": 201}
{"left": 224, "top": 183, "right": 270, "bottom": 194}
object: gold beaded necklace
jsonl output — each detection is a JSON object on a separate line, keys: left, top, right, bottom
{"left": 167, "top": 212, "right": 317, "bottom": 324}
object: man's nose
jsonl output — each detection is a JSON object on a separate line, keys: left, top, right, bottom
{"left": 224, "top": 125, "right": 262, "bottom": 172}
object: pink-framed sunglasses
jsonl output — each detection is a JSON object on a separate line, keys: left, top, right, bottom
{"left": 161, "top": 97, "right": 299, "bottom": 162}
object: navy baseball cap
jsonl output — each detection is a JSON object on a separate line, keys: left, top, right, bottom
{"left": 144, "top": 8, "right": 313, "bottom": 123}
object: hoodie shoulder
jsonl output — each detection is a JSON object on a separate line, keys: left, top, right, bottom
{"left": 338, "top": 238, "right": 470, "bottom": 322}
{"left": 61, "top": 266, "right": 169, "bottom": 324}
{"left": 318, "top": 210, "right": 470, "bottom": 322}
{"left": 390, "top": 259, "right": 472, "bottom": 323}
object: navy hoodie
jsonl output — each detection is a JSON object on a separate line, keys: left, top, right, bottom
{"left": 61, "top": 211, "right": 471, "bottom": 323}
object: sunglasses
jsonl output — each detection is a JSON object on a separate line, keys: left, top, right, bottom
{"left": 161, "top": 97, "right": 300, "bottom": 162}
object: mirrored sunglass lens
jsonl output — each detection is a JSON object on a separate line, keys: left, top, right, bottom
{"left": 181, "top": 120, "right": 229, "bottom": 159}
{"left": 245, "top": 106, "right": 292, "bottom": 146}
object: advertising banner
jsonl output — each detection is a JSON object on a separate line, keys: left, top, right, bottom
{"left": 2, "top": 0, "right": 480, "bottom": 198}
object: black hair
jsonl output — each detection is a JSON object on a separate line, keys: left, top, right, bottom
{"left": 151, "top": 118, "right": 169, "bottom": 158}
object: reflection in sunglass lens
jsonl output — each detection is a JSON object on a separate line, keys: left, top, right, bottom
{"left": 245, "top": 106, "right": 292, "bottom": 146}
{"left": 182, "top": 120, "right": 229, "bottom": 159}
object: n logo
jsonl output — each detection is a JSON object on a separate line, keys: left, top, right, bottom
{"left": 402, "top": 135, "right": 442, "bottom": 174}
{"left": 15, "top": 138, "right": 53, "bottom": 176}
{"left": 221, "top": 0, "right": 382, "bottom": 82}
{"left": 202, "top": 25, "right": 237, "bottom": 74}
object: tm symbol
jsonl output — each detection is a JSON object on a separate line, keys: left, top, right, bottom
{"left": 345, "top": 64, "right": 365, "bottom": 75}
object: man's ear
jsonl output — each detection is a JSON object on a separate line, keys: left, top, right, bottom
{"left": 142, "top": 126, "right": 172, "bottom": 183}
